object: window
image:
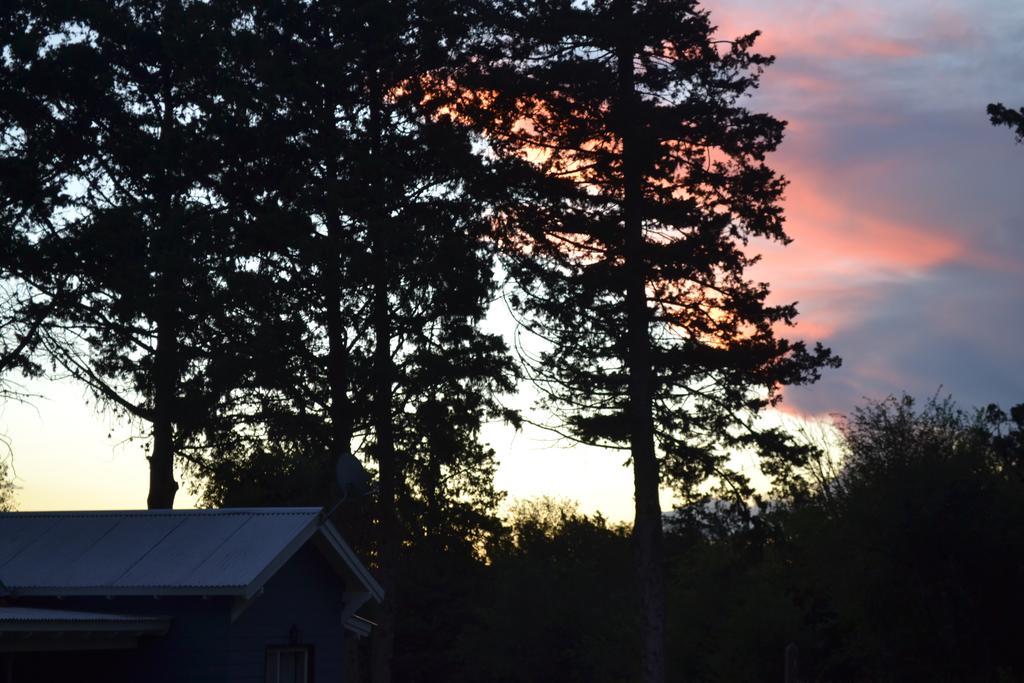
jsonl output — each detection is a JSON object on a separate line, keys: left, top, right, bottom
{"left": 266, "top": 646, "right": 311, "bottom": 683}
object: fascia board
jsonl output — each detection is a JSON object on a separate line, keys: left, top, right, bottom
{"left": 316, "top": 521, "right": 384, "bottom": 602}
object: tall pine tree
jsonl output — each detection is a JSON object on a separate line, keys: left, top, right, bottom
{"left": 474, "top": 1, "right": 838, "bottom": 679}
{"left": 0, "top": 1, "right": 247, "bottom": 508}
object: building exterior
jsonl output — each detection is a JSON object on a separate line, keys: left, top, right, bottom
{"left": 0, "top": 507, "right": 382, "bottom": 683}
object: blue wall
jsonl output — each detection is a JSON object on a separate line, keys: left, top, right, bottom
{"left": 129, "top": 597, "right": 232, "bottom": 683}
{"left": 228, "top": 543, "right": 349, "bottom": 683}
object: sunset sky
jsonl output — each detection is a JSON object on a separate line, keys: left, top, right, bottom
{"left": 4, "top": 0, "right": 1023, "bottom": 519}
{"left": 715, "top": 0, "right": 1024, "bottom": 417}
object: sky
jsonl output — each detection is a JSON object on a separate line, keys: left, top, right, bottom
{"left": 4, "top": 0, "right": 1024, "bottom": 520}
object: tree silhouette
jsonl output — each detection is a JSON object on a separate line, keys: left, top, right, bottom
{"left": 988, "top": 102, "right": 1024, "bottom": 143}
{"left": 0, "top": 286, "right": 48, "bottom": 404}
{"left": 191, "top": 4, "right": 518, "bottom": 681}
{"left": 791, "top": 395, "right": 1024, "bottom": 680}
{"left": 0, "top": 1, "right": 250, "bottom": 507}
{"left": 459, "top": 499, "right": 636, "bottom": 683}
{"left": 475, "top": 1, "right": 837, "bottom": 679}
{"left": 1, "top": 6, "right": 78, "bottom": 404}
{"left": 0, "top": 451, "right": 13, "bottom": 511}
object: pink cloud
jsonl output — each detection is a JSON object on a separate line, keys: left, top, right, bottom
{"left": 703, "top": 0, "right": 1024, "bottom": 415}
{"left": 749, "top": 153, "right": 1012, "bottom": 343}
{"left": 712, "top": 3, "right": 922, "bottom": 62}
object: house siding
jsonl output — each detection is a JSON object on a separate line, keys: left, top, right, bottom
{"left": 228, "top": 543, "right": 349, "bottom": 683}
{"left": 128, "top": 597, "right": 232, "bottom": 683}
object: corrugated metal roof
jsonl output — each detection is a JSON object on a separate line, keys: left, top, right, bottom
{"left": 0, "top": 508, "right": 322, "bottom": 597}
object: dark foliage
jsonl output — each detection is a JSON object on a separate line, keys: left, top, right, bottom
{"left": 454, "top": 396, "right": 1024, "bottom": 682}
{"left": 988, "top": 102, "right": 1024, "bottom": 143}
{"left": 665, "top": 395, "right": 1024, "bottom": 681}
{"left": 0, "top": 1, "right": 249, "bottom": 507}
{"left": 459, "top": 500, "right": 636, "bottom": 683}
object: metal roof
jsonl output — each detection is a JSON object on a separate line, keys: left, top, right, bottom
{"left": 0, "top": 507, "right": 380, "bottom": 600}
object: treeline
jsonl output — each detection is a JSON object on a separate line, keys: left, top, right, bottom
{"left": 447, "top": 396, "right": 1024, "bottom": 682}
{"left": 1, "top": 1, "right": 842, "bottom": 681}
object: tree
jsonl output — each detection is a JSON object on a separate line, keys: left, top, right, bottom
{"left": 190, "top": 3, "right": 518, "bottom": 681}
{"left": 787, "top": 395, "right": 1024, "bottom": 680}
{"left": 0, "top": 1, "right": 248, "bottom": 508}
{"left": 0, "top": 5, "right": 72, "bottom": 405}
{"left": 458, "top": 499, "right": 636, "bottom": 683}
{"left": 988, "top": 102, "right": 1024, "bottom": 143}
{"left": 0, "top": 283, "right": 45, "bottom": 508}
{"left": 0, "top": 453, "right": 13, "bottom": 511}
{"left": 661, "top": 395, "right": 1024, "bottom": 681}
{"left": 987, "top": 402, "right": 1024, "bottom": 480}
{"left": 474, "top": 1, "right": 837, "bottom": 679}
{"left": 0, "top": 281, "right": 49, "bottom": 406}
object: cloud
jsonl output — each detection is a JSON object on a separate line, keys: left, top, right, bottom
{"left": 712, "top": 0, "right": 1024, "bottom": 117}
{"left": 783, "top": 262, "right": 1024, "bottom": 414}
{"left": 705, "top": 0, "right": 1024, "bottom": 414}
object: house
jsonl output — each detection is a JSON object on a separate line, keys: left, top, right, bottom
{"left": 0, "top": 507, "right": 382, "bottom": 683}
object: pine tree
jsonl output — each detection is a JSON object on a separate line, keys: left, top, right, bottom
{"left": 0, "top": 1, "right": 247, "bottom": 508}
{"left": 474, "top": 1, "right": 838, "bottom": 679}
{"left": 197, "top": 3, "right": 518, "bottom": 680}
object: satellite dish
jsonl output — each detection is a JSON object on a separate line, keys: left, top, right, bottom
{"left": 334, "top": 453, "right": 371, "bottom": 501}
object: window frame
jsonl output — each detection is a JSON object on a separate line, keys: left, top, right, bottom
{"left": 265, "top": 644, "right": 313, "bottom": 683}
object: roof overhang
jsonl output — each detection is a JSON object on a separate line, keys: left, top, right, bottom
{"left": 0, "top": 607, "right": 170, "bottom": 652}
{"left": 313, "top": 521, "right": 385, "bottom": 603}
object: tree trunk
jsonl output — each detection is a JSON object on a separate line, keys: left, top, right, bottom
{"left": 148, "top": 314, "right": 179, "bottom": 509}
{"left": 324, "top": 190, "right": 353, "bottom": 466}
{"left": 368, "top": 79, "right": 399, "bottom": 683}
{"left": 617, "top": 1, "right": 667, "bottom": 681}
{"left": 369, "top": 258, "right": 398, "bottom": 683}
{"left": 314, "top": 29, "right": 354, "bottom": 480}
{"left": 148, "top": 21, "right": 180, "bottom": 510}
